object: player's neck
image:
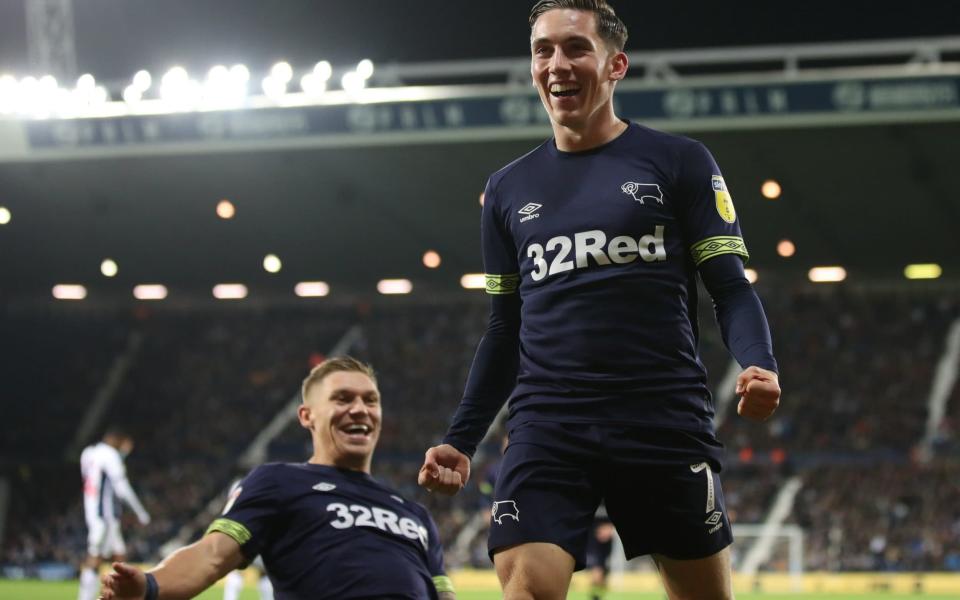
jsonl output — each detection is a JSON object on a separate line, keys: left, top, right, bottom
{"left": 308, "top": 452, "right": 372, "bottom": 474}
{"left": 552, "top": 109, "right": 627, "bottom": 153}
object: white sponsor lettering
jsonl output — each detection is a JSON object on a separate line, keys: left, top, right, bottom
{"left": 326, "top": 502, "right": 428, "bottom": 549}
{"left": 527, "top": 226, "right": 666, "bottom": 281}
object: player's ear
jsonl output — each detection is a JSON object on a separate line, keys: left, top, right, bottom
{"left": 297, "top": 404, "right": 313, "bottom": 430}
{"left": 609, "top": 50, "right": 628, "bottom": 81}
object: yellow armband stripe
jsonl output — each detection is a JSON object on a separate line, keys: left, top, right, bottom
{"left": 485, "top": 273, "right": 519, "bottom": 295}
{"left": 206, "top": 518, "right": 252, "bottom": 546}
{"left": 690, "top": 236, "right": 749, "bottom": 267}
{"left": 433, "top": 575, "right": 455, "bottom": 593}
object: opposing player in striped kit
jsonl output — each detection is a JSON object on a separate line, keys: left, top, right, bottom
{"left": 78, "top": 429, "right": 151, "bottom": 600}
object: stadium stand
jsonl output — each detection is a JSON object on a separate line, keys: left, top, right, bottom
{"left": 2, "top": 285, "right": 959, "bottom": 575}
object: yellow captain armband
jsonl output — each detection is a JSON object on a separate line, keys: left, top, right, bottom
{"left": 433, "top": 575, "right": 455, "bottom": 594}
{"left": 690, "top": 236, "right": 749, "bottom": 267}
{"left": 206, "top": 518, "right": 252, "bottom": 546}
{"left": 485, "top": 273, "right": 519, "bottom": 295}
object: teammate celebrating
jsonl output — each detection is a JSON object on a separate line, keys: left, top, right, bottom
{"left": 78, "top": 429, "right": 150, "bottom": 600}
{"left": 101, "top": 357, "right": 455, "bottom": 600}
{"left": 420, "top": 1, "right": 780, "bottom": 599}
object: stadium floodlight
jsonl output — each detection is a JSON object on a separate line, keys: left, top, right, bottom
{"left": 161, "top": 66, "right": 197, "bottom": 106}
{"left": 204, "top": 64, "right": 244, "bottom": 107}
{"left": 213, "top": 284, "right": 248, "bottom": 299}
{"left": 777, "top": 239, "right": 796, "bottom": 258}
{"left": 0, "top": 207, "right": 10, "bottom": 225}
{"left": 216, "top": 199, "right": 236, "bottom": 219}
{"left": 162, "top": 66, "right": 188, "bottom": 86}
{"left": 92, "top": 86, "right": 110, "bottom": 104}
{"left": 808, "top": 266, "right": 847, "bottom": 283}
{"left": 208, "top": 65, "right": 229, "bottom": 82}
{"left": 0, "top": 75, "right": 17, "bottom": 114}
{"left": 100, "top": 259, "right": 118, "bottom": 278}
{"left": 341, "top": 71, "right": 366, "bottom": 94}
{"left": 133, "top": 69, "right": 152, "bottom": 91}
{"left": 356, "top": 59, "right": 375, "bottom": 80}
{"left": 263, "top": 254, "right": 282, "bottom": 273}
{"left": 377, "top": 279, "right": 412, "bottom": 295}
{"left": 904, "top": 263, "right": 942, "bottom": 280}
{"left": 744, "top": 268, "right": 758, "bottom": 283}
{"left": 295, "top": 281, "right": 330, "bottom": 298}
{"left": 76, "top": 73, "right": 96, "bottom": 92}
{"left": 460, "top": 273, "right": 486, "bottom": 289}
{"left": 133, "top": 284, "right": 168, "bottom": 300}
{"left": 52, "top": 284, "right": 87, "bottom": 300}
{"left": 300, "top": 73, "right": 326, "bottom": 96}
{"left": 422, "top": 250, "right": 441, "bottom": 269}
{"left": 38, "top": 75, "right": 57, "bottom": 93}
{"left": 229, "top": 64, "right": 250, "bottom": 83}
{"left": 313, "top": 61, "right": 332, "bottom": 82}
{"left": 761, "top": 179, "right": 782, "bottom": 200}
{"left": 261, "top": 75, "right": 287, "bottom": 100}
{"left": 122, "top": 84, "right": 142, "bottom": 104}
{"left": 270, "top": 61, "right": 293, "bottom": 84}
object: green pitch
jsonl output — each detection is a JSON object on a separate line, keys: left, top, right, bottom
{"left": 3, "top": 580, "right": 960, "bottom": 600}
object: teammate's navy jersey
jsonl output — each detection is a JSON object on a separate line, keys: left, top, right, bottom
{"left": 482, "top": 121, "right": 749, "bottom": 433}
{"left": 208, "top": 463, "right": 452, "bottom": 600}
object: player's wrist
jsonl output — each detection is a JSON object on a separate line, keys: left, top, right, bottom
{"left": 144, "top": 572, "right": 159, "bottom": 600}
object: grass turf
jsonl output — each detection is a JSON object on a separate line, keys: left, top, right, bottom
{"left": 3, "top": 580, "right": 960, "bottom": 600}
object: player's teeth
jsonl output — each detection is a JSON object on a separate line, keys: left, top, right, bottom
{"left": 550, "top": 84, "right": 579, "bottom": 93}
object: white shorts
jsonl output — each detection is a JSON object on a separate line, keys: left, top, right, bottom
{"left": 87, "top": 518, "right": 126, "bottom": 558}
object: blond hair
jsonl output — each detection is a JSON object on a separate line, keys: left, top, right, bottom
{"left": 301, "top": 356, "right": 377, "bottom": 403}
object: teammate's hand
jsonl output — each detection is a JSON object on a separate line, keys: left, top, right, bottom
{"left": 736, "top": 366, "right": 780, "bottom": 422}
{"left": 418, "top": 444, "right": 470, "bottom": 496}
{"left": 99, "top": 562, "right": 146, "bottom": 600}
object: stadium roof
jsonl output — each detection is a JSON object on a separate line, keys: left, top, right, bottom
{"left": 0, "top": 119, "right": 957, "bottom": 302}
{"left": 0, "top": 2, "right": 958, "bottom": 302}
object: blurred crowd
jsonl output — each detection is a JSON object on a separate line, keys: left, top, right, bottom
{"left": 2, "top": 286, "right": 959, "bottom": 573}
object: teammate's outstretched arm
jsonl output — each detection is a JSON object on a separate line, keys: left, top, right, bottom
{"left": 99, "top": 532, "right": 244, "bottom": 600}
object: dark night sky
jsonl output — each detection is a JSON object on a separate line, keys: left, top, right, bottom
{"left": 0, "top": 0, "right": 958, "bottom": 81}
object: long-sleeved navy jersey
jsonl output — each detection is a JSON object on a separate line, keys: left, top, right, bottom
{"left": 444, "top": 122, "right": 776, "bottom": 459}
{"left": 207, "top": 463, "right": 453, "bottom": 600}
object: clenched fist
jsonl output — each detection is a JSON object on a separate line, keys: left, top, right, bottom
{"left": 736, "top": 366, "right": 780, "bottom": 422}
{"left": 418, "top": 444, "right": 471, "bottom": 496}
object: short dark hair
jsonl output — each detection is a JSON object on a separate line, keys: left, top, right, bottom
{"left": 301, "top": 356, "right": 377, "bottom": 403}
{"left": 529, "top": 0, "right": 628, "bottom": 52}
{"left": 103, "top": 426, "right": 132, "bottom": 441}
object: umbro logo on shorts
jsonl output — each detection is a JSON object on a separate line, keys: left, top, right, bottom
{"left": 491, "top": 500, "right": 520, "bottom": 524}
{"left": 705, "top": 510, "right": 724, "bottom": 534}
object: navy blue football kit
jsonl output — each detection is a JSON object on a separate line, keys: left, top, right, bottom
{"left": 208, "top": 463, "right": 453, "bottom": 599}
{"left": 443, "top": 121, "right": 777, "bottom": 565}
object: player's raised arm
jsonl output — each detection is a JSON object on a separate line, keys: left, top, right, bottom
{"left": 100, "top": 532, "right": 244, "bottom": 600}
{"left": 420, "top": 179, "right": 521, "bottom": 495}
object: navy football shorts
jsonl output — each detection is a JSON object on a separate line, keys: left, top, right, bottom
{"left": 488, "top": 421, "right": 732, "bottom": 570}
